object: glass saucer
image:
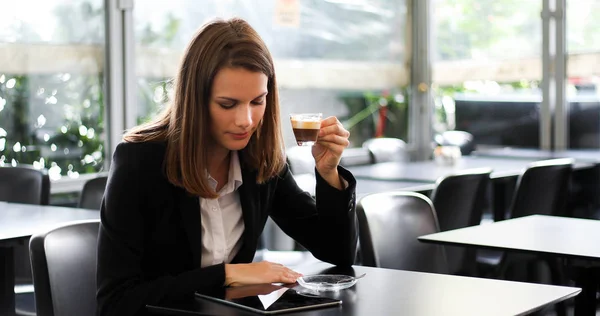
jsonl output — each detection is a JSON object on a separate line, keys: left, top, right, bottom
{"left": 297, "top": 274, "right": 358, "bottom": 291}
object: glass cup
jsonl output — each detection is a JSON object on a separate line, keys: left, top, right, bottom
{"left": 290, "top": 113, "right": 322, "bottom": 146}
{"left": 433, "top": 145, "right": 462, "bottom": 165}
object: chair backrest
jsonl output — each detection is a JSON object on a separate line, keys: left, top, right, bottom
{"left": 362, "top": 137, "right": 408, "bottom": 163}
{"left": 509, "top": 158, "right": 574, "bottom": 219}
{"left": 285, "top": 146, "right": 315, "bottom": 174}
{"left": 435, "top": 130, "right": 476, "bottom": 155}
{"left": 78, "top": 176, "right": 108, "bottom": 210}
{"left": 339, "top": 147, "right": 374, "bottom": 167}
{"left": 430, "top": 168, "right": 492, "bottom": 275}
{"left": 357, "top": 191, "right": 448, "bottom": 274}
{"left": 498, "top": 159, "right": 573, "bottom": 287}
{"left": 30, "top": 220, "right": 100, "bottom": 316}
{"left": 0, "top": 165, "right": 50, "bottom": 205}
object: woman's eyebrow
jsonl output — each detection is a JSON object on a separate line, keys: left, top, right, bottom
{"left": 253, "top": 92, "right": 268, "bottom": 99}
{"left": 215, "top": 96, "right": 239, "bottom": 102}
{"left": 215, "top": 92, "right": 268, "bottom": 101}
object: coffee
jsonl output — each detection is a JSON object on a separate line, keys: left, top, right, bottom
{"left": 291, "top": 119, "right": 321, "bottom": 146}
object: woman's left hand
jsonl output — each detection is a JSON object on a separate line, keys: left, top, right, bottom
{"left": 312, "top": 116, "right": 350, "bottom": 189}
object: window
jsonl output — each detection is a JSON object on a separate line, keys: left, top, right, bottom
{"left": 0, "top": 0, "right": 106, "bottom": 181}
{"left": 133, "top": 0, "right": 407, "bottom": 147}
{"left": 566, "top": 0, "right": 600, "bottom": 148}
{"left": 432, "top": 0, "right": 543, "bottom": 148}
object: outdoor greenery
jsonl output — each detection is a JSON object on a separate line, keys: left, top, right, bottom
{"left": 1, "top": 0, "right": 600, "bottom": 178}
{"left": 0, "top": 73, "right": 105, "bottom": 178}
{"left": 0, "top": 1, "right": 105, "bottom": 179}
{"left": 341, "top": 89, "right": 409, "bottom": 145}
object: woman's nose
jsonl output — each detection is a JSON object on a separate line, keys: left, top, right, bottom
{"left": 235, "top": 104, "right": 252, "bottom": 128}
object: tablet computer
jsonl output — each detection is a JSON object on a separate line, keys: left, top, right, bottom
{"left": 194, "top": 283, "right": 341, "bottom": 315}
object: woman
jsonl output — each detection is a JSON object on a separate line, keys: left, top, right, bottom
{"left": 96, "top": 17, "right": 358, "bottom": 315}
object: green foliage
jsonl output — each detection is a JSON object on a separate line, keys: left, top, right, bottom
{"left": 0, "top": 0, "right": 105, "bottom": 178}
{"left": 341, "top": 88, "right": 408, "bottom": 146}
{"left": 0, "top": 73, "right": 105, "bottom": 176}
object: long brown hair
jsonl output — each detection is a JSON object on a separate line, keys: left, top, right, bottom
{"left": 123, "top": 18, "right": 286, "bottom": 198}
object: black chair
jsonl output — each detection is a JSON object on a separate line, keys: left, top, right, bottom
{"left": 0, "top": 165, "right": 50, "bottom": 205}
{"left": 496, "top": 157, "right": 574, "bottom": 275}
{"left": 77, "top": 175, "right": 108, "bottom": 210}
{"left": 430, "top": 168, "right": 492, "bottom": 276}
{"left": 479, "top": 159, "right": 574, "bottom": 316}
{"left": 434, "top": 130, "right": 476, "bottom": 155}
{"left": 362, "top": 138, "right": 408, "bottom": 163}
{"left": 356, "top": 191, "right": 448, "bottom": 274}
{"left": 0, "top": 165, "right": 50, "bottom": 315}
{"left": 29, "top": 220, "right": 99, "bottom": 316}
{"left": 479, "top": 158, "right": 574, "bottom": 266}
{"left": 339, "top": 147, "right": 374, "bottom": 167}
{"left": 507, "top": 158, "right": 574, "bottom": 219}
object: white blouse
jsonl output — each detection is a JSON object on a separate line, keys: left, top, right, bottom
{"left": 199, "top": 151, "right": 245, "bottom": 268}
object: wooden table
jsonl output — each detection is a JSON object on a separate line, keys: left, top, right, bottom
{"left": 147, "top": 261, "right": 580, "bottom": 316}
{"left": 0, "top": 202, "right": 100, "bottom": 316}
{"left": 419, "top": 215, "right": 600, "bottom": 316}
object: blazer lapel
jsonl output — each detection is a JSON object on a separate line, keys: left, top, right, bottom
{"left": 177, "top": 188, "right": 203, "bottom": 267}
{"left": 232, "top": 168, "right": 260, "bottom": 263}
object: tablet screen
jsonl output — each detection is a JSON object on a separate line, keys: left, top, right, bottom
{"left": 195, "top": 283, "right": 341, "bottom": 315}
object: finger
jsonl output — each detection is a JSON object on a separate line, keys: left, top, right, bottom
{"left": 272, "top": 270, "right": 292, "bottom": 283}
{"left": 277, "top": 266, "right": 301, "bottom": 277}
{"left": 318, "top": 134, "right": 350, "bottom": 147}
{"left": 318, "top": 116, "right": 339, "bottom": 128}
{"left": 284, "top": 267, "right": 302, "bottom": 277}
{"left": 280, "top": 271, "right": 300, "bottom": 284}
{"left": 316, "top": 139, "right": 348, "bottom": 152}
{"left": 318, "top": 133, "right": 350, "bottom": 145}
{"left": 319, "top": 123, "right": 350, "bottom": 138}
{"left": 271, "top": 263, "right": 294, "bottom": 275}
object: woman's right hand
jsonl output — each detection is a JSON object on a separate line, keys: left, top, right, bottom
{"left": 224, "top": 261, "right": 302, "bottom": 287}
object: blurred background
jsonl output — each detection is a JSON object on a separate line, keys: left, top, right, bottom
{"left": 0, "top": 0, "right": 598, "bottom": 204}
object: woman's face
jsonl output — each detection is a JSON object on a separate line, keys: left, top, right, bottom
{"left": 208, "top": 67, "right": 268, "bottom": 154}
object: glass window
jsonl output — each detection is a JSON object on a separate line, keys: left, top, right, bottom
{"left": 567, "top": 0, "right": 600, "bottom": 54}
{"left": 0, "top": 0, "right": 106, "bottom": 180}
{"left": 134, "top": 0, "right": 407, "bottom": 148}
{"left": 432, "top": 0, "right": 543, "bottom": 148}
{"left": 566, "top": 0, "right": 600, "bottom": 148}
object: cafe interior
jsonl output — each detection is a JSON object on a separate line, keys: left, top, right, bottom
{"left": 1, "top": 0, "right": 600, "bottom": 315}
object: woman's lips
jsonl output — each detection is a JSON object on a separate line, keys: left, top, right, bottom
{"left": 230, "top": 132, "right": 249, "bottom": 140}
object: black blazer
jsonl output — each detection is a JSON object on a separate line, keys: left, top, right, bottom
{"left": 96, "top": 141, "right": 358, "bottom": 316}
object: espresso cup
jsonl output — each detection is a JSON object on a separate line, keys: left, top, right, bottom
{"left": 290, "top": 113, "right": 322, "bottom": 146}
